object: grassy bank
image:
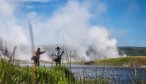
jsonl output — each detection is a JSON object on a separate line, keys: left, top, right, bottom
{"left": 0, "top": 60, "right": 109, "bottom": 84}
{"left": 93, "top": 56, "right": 146, "bottom": 66}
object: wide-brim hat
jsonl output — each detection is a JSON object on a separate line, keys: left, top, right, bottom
{"left": 55, "top": 47, "right": 60, "bottom": 50}
{"left": 37, "top": 48, "right": 41, "bottom": 51}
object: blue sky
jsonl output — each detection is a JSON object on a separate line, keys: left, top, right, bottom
{"left": 20, "top": 0, "right": 146, "bottom": 47}
{"left": 1, "top": 0, "right": 146, "bottom": 47}
{"left": 106, "top": 0, "right": 146, "bottom": 46}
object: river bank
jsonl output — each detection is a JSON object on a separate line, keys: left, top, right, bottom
{"left": 82, "top": 56, "right": 146, "bottom": 68}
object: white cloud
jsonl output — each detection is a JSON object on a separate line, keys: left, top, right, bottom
{"left": 0, "top": 1, "right": 15, "bottom": 17}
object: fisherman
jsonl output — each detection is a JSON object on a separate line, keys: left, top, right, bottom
{"left": 31, "top": 48, "right": 45, "bottom": 66}
{"left": 54, "top": 47, "right": 64, "bottom": 65}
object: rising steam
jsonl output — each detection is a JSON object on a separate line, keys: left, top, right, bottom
{"left": 0, "top": 0, "right": 121, "bottom": 62}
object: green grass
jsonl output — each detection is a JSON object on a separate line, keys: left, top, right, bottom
{"left": 0, "top": 60, "right": 75, "bottom": 84}
{"left": 94, "top": 56, "right": 146, "bottom": 66}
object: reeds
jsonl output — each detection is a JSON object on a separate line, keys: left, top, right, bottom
{"left": 0, "top": 60, "right": 75, "bottom": 84}
{"left": 0, "top": 59, "right": 111, "bottom": 84}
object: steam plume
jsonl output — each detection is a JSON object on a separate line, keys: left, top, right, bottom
{"left": 0, "top": 0, "right": 121, "bottom": 62}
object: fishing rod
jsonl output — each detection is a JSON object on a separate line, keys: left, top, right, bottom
{"left": 61, "top": 34, "right": 71, "bottom": 66}
{"left": 29, "top": 21, "right": 35, "bottom": 52}
{"left": 29, "top": 21, "right": 36, "bottom": 62}
{"left": 60, "top": 34, "right": 64, "bottom": 64}
{"left": 28, "top": 20, "right": 37, "bottom": 84}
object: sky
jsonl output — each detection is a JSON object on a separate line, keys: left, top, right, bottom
{"left": 0, "top": 0, "right": 146, "bottom": 47}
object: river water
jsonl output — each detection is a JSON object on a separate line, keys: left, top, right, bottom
{"left": 69, "top": 65, "right": 146, "bottom": 84}
{"left": 21, "top": 64, "right": 146, "bottom": 84}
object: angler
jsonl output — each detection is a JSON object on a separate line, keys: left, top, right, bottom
{"left": 54, "top": 47, "right": 64, "bottom": 65}
{"left": 31, "top": 48, "right": 45, "bottom": 66}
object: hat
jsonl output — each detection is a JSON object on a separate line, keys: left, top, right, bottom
{"left": 37, "top": 48, "right": 40, "bottom": 51}
{"left": 55, "top": 47, "right": 60, "bottom": 50}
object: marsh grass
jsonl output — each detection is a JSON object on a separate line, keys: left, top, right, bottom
{"left": 0, "top": 60, "right": 75, "bottom": 84}
{"left": 2, "top": 59, "right": 146, "bottom": 84}
{"left": 1, "top": 58, "right": 146, "bottom": 84}
{"left": 0, "top": 59, "right": 111, "bottom": 84}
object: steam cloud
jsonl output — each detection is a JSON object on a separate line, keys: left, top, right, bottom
{"left": 0, "top": 0, "right": 121, "bottom": 62}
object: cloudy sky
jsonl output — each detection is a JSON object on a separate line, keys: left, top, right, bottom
{"left": 0, "top": 0, "right": 146, "bottom": 47}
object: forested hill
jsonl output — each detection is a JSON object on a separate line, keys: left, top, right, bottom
{"left": 118, "top": 47, "right": 146, "bottom": 56}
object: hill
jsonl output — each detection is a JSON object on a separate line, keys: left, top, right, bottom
{"left": 118, "top": 47, "right": 146, "bottom": 56}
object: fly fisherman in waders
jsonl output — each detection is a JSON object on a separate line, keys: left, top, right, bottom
{"left": 31, "top": 48, "right": 45, "bottom": 66}
{"left": 54, "top": 47, "right": 64, "bottom": 65}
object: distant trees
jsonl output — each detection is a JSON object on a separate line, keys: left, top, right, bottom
{"left": 118, "top": 47, "right": 146, "bottom": 56}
